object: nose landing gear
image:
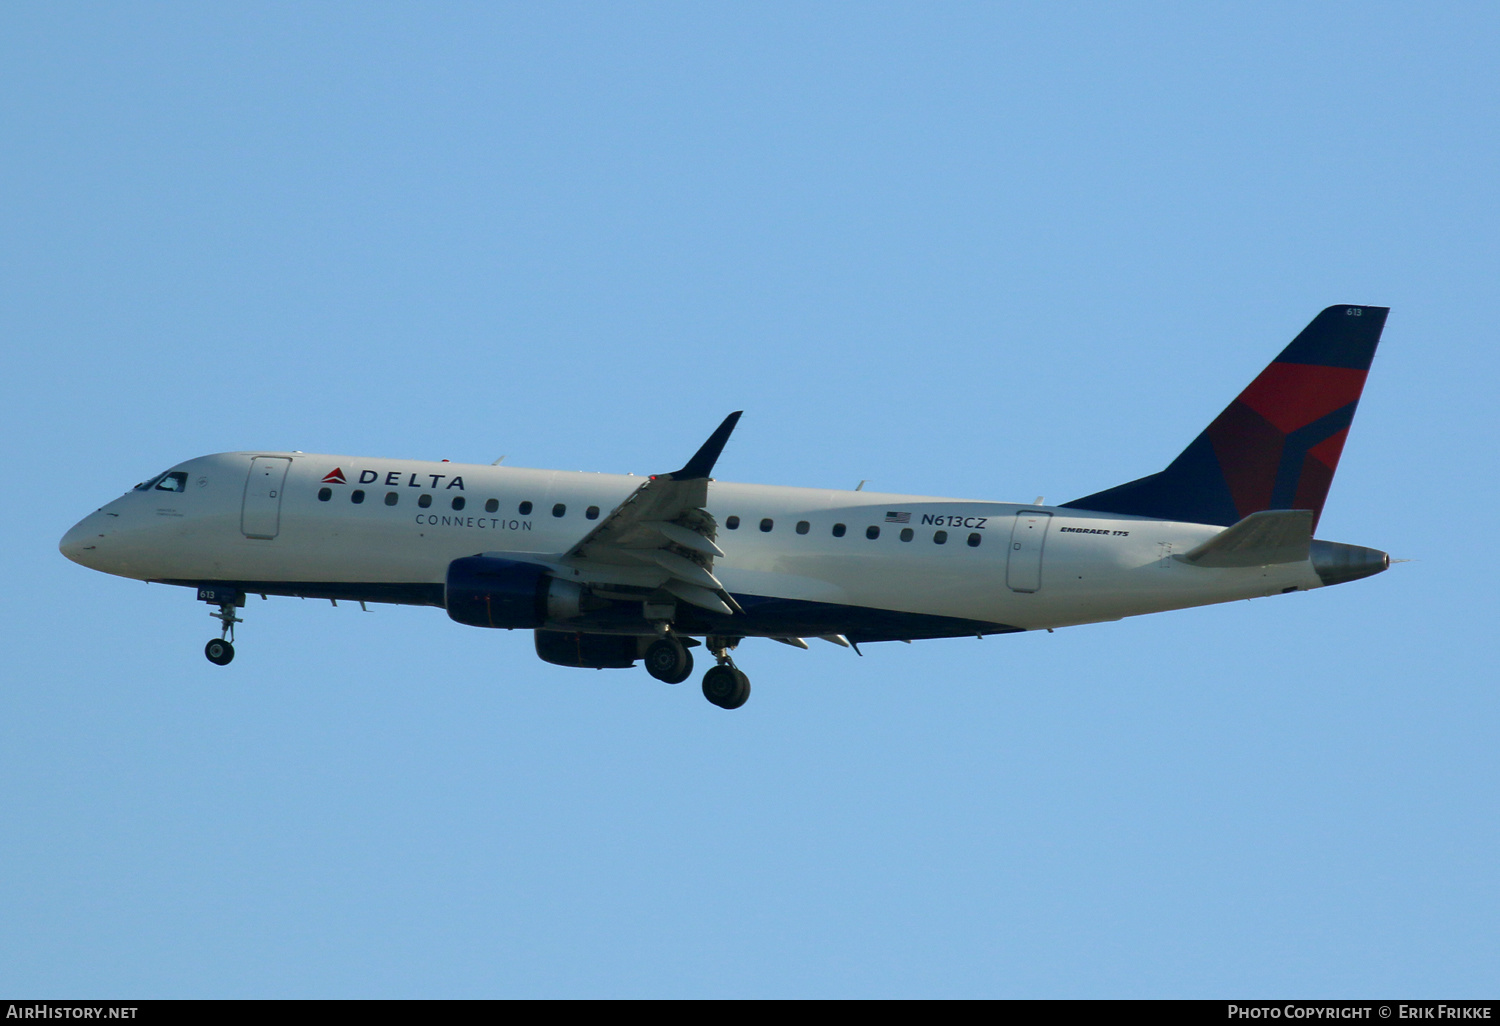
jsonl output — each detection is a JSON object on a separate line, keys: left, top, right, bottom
{"left": 197, "top": 586, "right": 245, "bottom": 666}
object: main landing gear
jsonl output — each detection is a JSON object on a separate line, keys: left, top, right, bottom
{"left": 198, "top": 587, "right": 245, "bottom": 666}
{"left": 700, "top": 635, "right": 750, "bottom": 710}
{"left": 644, "top": 633, "right": 750, "bottom": 708}
{"left": 702, "top": 665, "right": 750, "bottom": 709}
{"left": 644, "top": 636, "right": 694, "bottom": 685}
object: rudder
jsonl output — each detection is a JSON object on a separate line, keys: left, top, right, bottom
{"left": 1061, "top": 305, "right": 1388, "bottom": 529}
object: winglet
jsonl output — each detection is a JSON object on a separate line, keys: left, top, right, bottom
{"left": 668, "top": 411, "right": 743, "bottom": 480}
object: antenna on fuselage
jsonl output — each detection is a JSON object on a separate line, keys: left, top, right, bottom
{"left": 492, "top": 455, "right": 507, "bottom": 466}
{"left": 855, "top": 480, "right": 866, "bottom": 491}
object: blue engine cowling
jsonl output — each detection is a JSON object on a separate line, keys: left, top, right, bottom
{"left": 534, "top": 629, "right": 639, "bottom": 669}
{"left": 445, "top": 556, "right": 555, "bottom": 629}
{"left": 446, "top": 557, "right": 638, "bottom": 667}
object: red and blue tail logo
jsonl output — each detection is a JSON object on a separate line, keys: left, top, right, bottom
{"left": 1063, "top": 305, "right": 1388, "bottom": 530}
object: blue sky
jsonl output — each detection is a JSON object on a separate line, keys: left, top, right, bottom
{"left": 2, "top": 2, "right": 1497, "bottom": 997}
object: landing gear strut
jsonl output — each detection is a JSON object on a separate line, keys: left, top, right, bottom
{"left": 199, "top": 587, "right": 245, "bottom": 666}
{"left": 701, "top": 635, "right": 750, "bottom": 709}
{"left": 644, "top": 636, "right": 694, "bottom": 684}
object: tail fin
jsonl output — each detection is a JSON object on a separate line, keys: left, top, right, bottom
{"left": 1061, "top": 304, "right": 1388, "bottom": 530}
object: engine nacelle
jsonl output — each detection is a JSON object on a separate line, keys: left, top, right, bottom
{"left": 445, "top": 556, "right": 585, "bottom": 629}
{"left": 534, "top": 629, "right": 640, "bottom": 669}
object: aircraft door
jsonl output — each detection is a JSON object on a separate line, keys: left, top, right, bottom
{"left": 241, "top": 457, "right": 292, "bottom": 539}
{"left": 1005, "top": 511, "right": 1052, "bottom": 593}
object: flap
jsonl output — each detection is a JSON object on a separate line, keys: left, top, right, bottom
{"left": 559, "top": 412, "right": 745, "bottom": 614}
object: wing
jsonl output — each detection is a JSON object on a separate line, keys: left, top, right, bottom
{"left": 559, "top": 412, "right": 744, "bottom": 616}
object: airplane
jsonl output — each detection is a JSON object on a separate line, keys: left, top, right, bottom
{"left": 59, "top": 304, "right": 1391, "bottom": 709}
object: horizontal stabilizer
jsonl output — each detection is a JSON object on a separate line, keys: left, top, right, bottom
{"left": 1177, "top": 509, "right": 1313, "bottom": 568}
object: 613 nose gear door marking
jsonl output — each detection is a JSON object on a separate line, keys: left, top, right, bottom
{"left": 1006, "top": 511, "right": 1052, "bottom": 593}
{"left": 241, "top": 457, "right": 291, "bottom": 539}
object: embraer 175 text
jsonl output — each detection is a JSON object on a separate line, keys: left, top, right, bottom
{"left": 61, "top": 306, "right": 1392, "bottom": 709}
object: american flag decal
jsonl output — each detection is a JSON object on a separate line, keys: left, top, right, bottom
{"left": 884, "top": 511, "right": 911, "bottom": 524}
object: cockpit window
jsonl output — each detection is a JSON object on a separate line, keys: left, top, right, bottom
{"left": 135, "top": 471, "right": 187, "bottom": 492}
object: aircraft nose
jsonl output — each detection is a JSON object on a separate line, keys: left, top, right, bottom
{"left": 59, "top": 514, "right": 105, "bottom": 567}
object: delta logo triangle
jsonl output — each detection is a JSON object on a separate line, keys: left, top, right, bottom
{"left": 321, "top": 468, "right": 347, "bottom": 485}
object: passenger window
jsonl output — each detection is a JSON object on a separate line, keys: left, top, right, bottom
{"left": 418, "top": 494, "right": 432, "bottom": 508}
{"left": 900, "top": 527, "right": 914, "bottom": 542}
{"left": 552, "top": 503, "right": 566, "bottom": 517}
{"left": 796, "top": 521, "right": 809, "bottom": 535}
{"left": 452, "top": 496, "right": 466, "bottom": 511}
{"left": 317, "top": 487, "right": 331, "bottom": 502}
{"left": 586, "top": 505, "right": 600, "bottom": 520}
{"left": 385, "top": 492, "right": 399, "bottom": 506}
{"left": 760, "top": 518, "right": 774, "bottom": 532}
{"left": 154, "top": 472, "right": 187, "bottom": 493}
{"left": 519, "top": 501, "right": 533, "bottom": 515}
{"left": 351, "top": 490, "right": 366, "bottom": 504}
{"left": 866, "top": 526, "right": 880, "bottom": 540}
{"left": 968, "top": 532, "right": 982, "bottom": 547}
{"left": 485, "top": 498, "right": 499, "bottom": 513}
{"left": 726, "top": 516, "right": 740, "bottom": 530}
{"left": 933, "top": 530, "right": 947, "bottom": 544}
{"left": 832, "top": 523, "right": 846, "bottom": 537}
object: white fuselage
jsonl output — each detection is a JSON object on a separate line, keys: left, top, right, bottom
{"left": 60, "top": 451, "right": 1328, "bottom": 638}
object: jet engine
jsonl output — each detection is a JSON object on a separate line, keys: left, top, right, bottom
{"left": 533, "top": 629, "right": 640, "bottom": 669}
{"left": 444, "top": 555, "right": 586, "bottom": 629}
